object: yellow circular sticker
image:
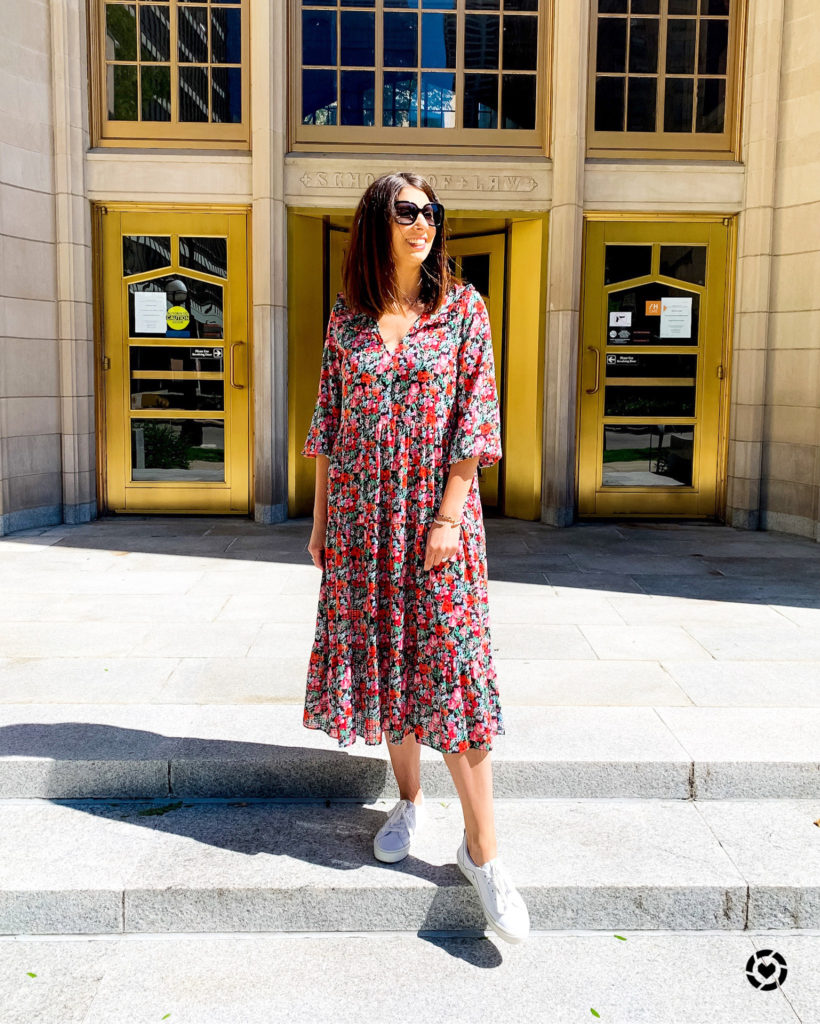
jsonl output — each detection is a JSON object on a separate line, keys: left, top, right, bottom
{"left": 166, "top": 305, "right": 190, "bottom": 330}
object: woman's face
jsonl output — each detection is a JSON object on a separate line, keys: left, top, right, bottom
{"left": 389, "top": 185, "right": 437, "bottom": 275}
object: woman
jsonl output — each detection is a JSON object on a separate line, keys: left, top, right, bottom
{"left": 301, "top": 171, "right": 529, "bottom": 945}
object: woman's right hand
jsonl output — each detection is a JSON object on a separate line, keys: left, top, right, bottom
{"left": 308, "top": 517, "right": 327, "bottom": 570}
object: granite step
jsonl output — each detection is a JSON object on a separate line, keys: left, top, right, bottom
{"left": 2, "top": 795, "right": 819, "bottom": 936}
{"left": 1, "top": 703, "right": 819, "bottom": 800}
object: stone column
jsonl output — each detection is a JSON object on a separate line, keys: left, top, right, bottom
{"left": 541, "top": 0, "right": 590, "bottom": 525}
{"left": 724, "top": 0, "right": 786, "bottom": 529}
{"left": 251, "top": 0, "right": 289, "bottom": 524}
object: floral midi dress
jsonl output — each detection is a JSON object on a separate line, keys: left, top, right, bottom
{"left": 300, "top": 280, "right": 505, "bottom": 754}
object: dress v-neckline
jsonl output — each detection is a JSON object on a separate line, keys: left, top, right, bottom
{"left": 373, "top": 310, "right": 425, "bottom": 356}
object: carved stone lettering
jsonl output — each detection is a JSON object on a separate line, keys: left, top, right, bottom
{"left": 297, "top": 170, "right": 538, "bottom": 193}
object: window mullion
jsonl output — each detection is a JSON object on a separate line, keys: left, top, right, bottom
{"left": 657, "top": 0, "right": 668, "bottom": 135}
{"left": 375, "top": 1, "right": 383, "bottom": 129}
{"left": 456, "top": 0, "right": 464, "bottom": 131}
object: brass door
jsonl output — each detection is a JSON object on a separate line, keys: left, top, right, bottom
{"left": 327, "top": 230, "right": 506, "bottom": 511}
{"left": 577, "top": 218, "right": 732, "bottom": 517}
{"left": 99, "top": 208, "right": 251, "bottom": 513}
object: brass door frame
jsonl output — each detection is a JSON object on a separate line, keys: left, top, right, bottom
{"left": 94, "top": 203, "right": 253, "bottom": 514}
{"left": 576, "top": 213, "right": 735, "bottom": 518}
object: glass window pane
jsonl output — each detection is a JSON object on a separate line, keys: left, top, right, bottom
{"left": 463, "top": 73, "right": 498, "bottom": 128}
{"left": 141, "top": 65, "right": 171, "bottom": 120}
{"left": 605, "top": 245, "right": 651, "bottom": 284}
{"left": 466, "top": 0, "right": 499, "bottom": 8}
{"left": 605, "top": 353, "right": 697, "bottom": 377}
{"left": 383, "top": 71, "right": 417, "bottom": 126}
{"left": 302, "top": 69, "right": 337, "bottom": 124}
{"left": 502, "top": 74, "right": 535, "bottom": 129}
{"left": 626, "top": 76, "right": 656, "bottom": 131}
{"left": 123, "top": 236, "right": 172, "bottom": 276}
{"left": 109, "top": 64, "right": 138, "bottom": 120}
{"left": 179, "top": 237, "right": 227, "bottom": 279}
{"left": 179, "top": 66, "right": 208, "bottom": 121}
{"left": 212, "top": 66, "right": 242, "bottom": 123}
{"left": 131, "top": 419, "right": 225, "bottom": 482}
{"left": 701, "top": 0, "right": 730, "bottom": 13}
{"left": 698, "top": 18, "right": 728, "bottom": 75}
{"left": 211, "top": 8, "right": 242, "bottom": 64}
{"left": 421, "top": 13, "right": 456, "bottom": 69}
{"left": 604, "top": 385, "right": 696, "bottom": 417}
{"left": 130, "top": 346, "right": 225, "bottom": 374}
{"left": 597, "top": 18, "right": 626, "bottom": 73}
{"left": 504, "top": 0, "right": 537, "bottom": 10}
{"left": 131, "top": 379, "right": 225, "bottom": 412}
{"left": 668, "top": 0, "right": 697, "bottom": 11}
{"left": 664, "top": 77, "right": 693, "bottom": 132}
{"left": 602, "top": 426, "right": 694, "bottom": 487}
{"left": 384, "top": 0, "right": 417, "bottom": 5}
{"left": 594, "top": 76, "right": 625, "bottom": 131}
{"left": 341, "top": 11, "right": 375, "bottom": 66}
{"left": 696, "top": 78, "right": 725, "bottom": 133}
{"left": 420, "top": 71, "right": 456, "bottom": 127}
{"left": 598, "top": 0, "right": 627, "bottom": 11}
{"left": 421, "top": 0, "right": 455, "bottom": 8}
{"left": 628, "top": 18, "right": 658, "bottom": 74}
{"left": 666, "top": 18, "right": 696, "bottom": 74}
{"left": 340, "top": 70, "right": 375, "bottom": 125}
{"left": 503, "top": 15, "right": 537, "bottom": 71}
{"left": 140, "top": 5, "right": 170, "bottom": 62}
{"left": 659, "top": 245, "right": 706, "bottom": 285}
{"left": 460, "top": 254, "right": 491, "bottom": 296}
{"left": 128, "top": 276, "right": 224, "bottom": 339}
{"left": 464, "top": 13, "right": 499, "bottom": 69}
{"left": 342, "top": 0, "right": 374, "bottom": 5}
{"left": 608, "top": 284, "right": 700, "bottom": 345}
{"left": 106, "top": 3, "right": 137, "bottom": 61}
{"left": 303, "top": 10, "right": 336, "bottom": 66}
{"left": 631, "top": 0, "right": 660, "bottom": 12}
{"left": 384, "top": 11, "right": 417, "bottom": 67}
{"left": 178, "top": 6, "right": 208, "bottom": 63}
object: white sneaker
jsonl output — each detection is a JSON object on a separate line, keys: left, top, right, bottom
{"left": 456, "top": 829, "right": 530, "bottom": 944}
{"left": 373, "top": 797, "right": 425, "bottom": 863}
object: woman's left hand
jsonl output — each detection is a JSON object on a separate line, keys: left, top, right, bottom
{"left": 424, "top": 522, "right": 460, "bottom": 571}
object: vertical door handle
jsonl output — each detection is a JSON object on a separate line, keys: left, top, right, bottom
{"left": 230, "top": 341, "right": 245, "bottom": 389}
{"left": 585, "top": 346, "right": 601, "bottom": 395}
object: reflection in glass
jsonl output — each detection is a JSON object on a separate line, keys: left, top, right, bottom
{"left": 211, "top": 8, "right": 242, "bottom": 64}
{"left": 109, "top": 64, "right": 138, "bottom": 120}
{"left": 212, "top": 67, "right": 242, "bottom": 123}
{"left": 383, "top": 71, "right": 417, "bottom": 126}
{"left": 179, "top": 237, "right": 228, "bottom": 279}
{"left": 128, "top": 276, "right": 224, "bottom": 339}
{"left": 140, "top": 5, "right": 170, "bottom": 62}
{"left": 702, "top": 0, "right": 730, "bottom": 14}
{"left": 107, "top": 3, "right": 137, "bottom": 61}
{"left": 502, "top": 75, "right": 536, "bottom": 129}
{"left": 420, "top": 72, "right": 455, "bottom": 127}
{"left": 627, "top": 77, "right": 656, "bottom": 132}
{"left": 595, "top": 76, "right": 624, "bottom": 131}
{"left": 131, "top": 419, "right": 225, "bottom": 482}
{"left": 341, "top": 70, "right": 375, "bottom": 125}
{"left": 463, "top": 73, "right": 498, "bottom": 129}
{"left": 130, "top": 346, "right": 225, "bottom": 374}
{"left": 131, "top": 379, "right": 224, "bottom": 412}
{"left": 668, "top": 0, "right": 697, "bottom": 11}
{"left": 628, "top": 19, "right": 658, "bottom": 74}
{"left": 667, "top": 18, "right": 696, "bottom": 74}
{"left": 142, "top": 65, "right": 171, "bottom": 120}
{"left": 460, "top": 254, "right": 491, "bottom": 297}
{"left": 503, "top": 16, "right": 537, "bottom": 71}
{"left": 123, "top": 236, "right": 172, "bottom": 276}
{"left": 178, "top": 5, "right": 208, "bottom": 63}
{"left": 664, "top": 76, "right": 693, "bottom": 132}
{"left": 604, "top": 385, "right": 695, "bottom": 417}
{"left": 303, "top": 10, "right": 336, "bottom": 66}
{"left": 421, "top": 13, "right": 456, "bottom": 68}
{"left": 604, "top": 245, "right": 652, "bottom": 284}
{"left": 303, "top": 69, "right": 337, "bottom": 124}
{"left": 179, "top": 66, "right": 209, "bottom": 121}
{"left": 602, "top": 425, "right": 694, "bottom": 487}
{"left": 598, "top": 0, "right": 627, "bottom": 10}
{"left": 631, "top": 0, "right": 660, "bottom": 11}
{"left": 698, "top": 17, "right": 728, "bottom": 74}
{"left": 464, "top": 13, "right": 499, "bottom": 69}
{"left": 696, "top": 78, "right": 725, "bottom": 133}
{"left": 384, "top": 12, "right": 417, "bottom": 67}
{"left": 505, "top": 0, "right": 537, "bottom": 8}
{"left": 608, "top": 284, "right": 700, "bottom": 345}
{"left": 341, "top": 11, "right": 375, "bottom": 66}
{"left": 660, "top": 245, "right": 706, "bottom": 285}
{"left": 597, "top": 18, "right": 626, "bottom": 73}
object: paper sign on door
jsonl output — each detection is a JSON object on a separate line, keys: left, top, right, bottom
{"left": 134, "top": 292, "right": 167, "bottom": 334}
{"left": 660, "top": 297, "right": 692, "bottom": 339}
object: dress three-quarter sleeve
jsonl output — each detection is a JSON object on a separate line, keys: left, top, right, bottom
{"left": 301, "top": 306, "right": 343, "bottom": 459}
{"left": 446, "top": 286, "right": 503, "bottom": 469}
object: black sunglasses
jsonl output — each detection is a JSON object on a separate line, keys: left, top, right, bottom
{"left": 393, "top": 200, "right": 444, "bottom": 228}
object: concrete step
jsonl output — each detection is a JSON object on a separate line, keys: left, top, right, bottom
{"left": 2, "top": 703, "right": 820, "bottom": 800}
{"left": 2, "top": 796, "right": 819, "bottom": 936}
{"left": 1, "top": 930, "right": 814, "bottom": 1024}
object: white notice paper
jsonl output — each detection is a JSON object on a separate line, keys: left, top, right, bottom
{"left": 660, "top": 297, "right": 692, "bottom": 339}
{"left": 609, "top": 311, "right": 632, "bottom": 327}
{"left": 134, "top": 292, "right": 167, "bottom": 333}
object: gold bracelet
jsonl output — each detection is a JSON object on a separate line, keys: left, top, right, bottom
{"left": 435, "top": 511, "right": 461, "bottom": 524}
{"left": 433, "top": 516, "right": 462, "bottom": 527}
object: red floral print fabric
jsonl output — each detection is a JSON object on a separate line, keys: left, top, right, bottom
{"left": 301, "top": 281, "right": 504, "bottom": 753}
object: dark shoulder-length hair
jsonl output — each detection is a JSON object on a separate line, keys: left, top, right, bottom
{"left": 342, "top": 171, "right": 456, "bottom": 318}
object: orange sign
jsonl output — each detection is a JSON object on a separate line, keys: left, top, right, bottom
{"left": 645, "top": 300, "right": 661, "bottom": 316}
